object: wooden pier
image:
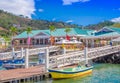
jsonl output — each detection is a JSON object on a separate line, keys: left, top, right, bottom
{"left": 1, "top": 45, "right": 120, "bottom": 83}
{"left": 49, "top": 45, "right": 120, "bottom": 68}
{"left": 0, "top": 65, "right": 50, "bottom": 83}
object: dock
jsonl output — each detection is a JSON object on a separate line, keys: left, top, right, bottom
{"left": 0, "top": 65, "right": 50, "bottom": 83}
{"left": 0, "top": 46, "right": 60, "bottom": 60}
{"left": 49, "top": 45, "right": 120, "bottom": 68}
{"left": 1, "top": 45, "right": 120, "bottom": 82}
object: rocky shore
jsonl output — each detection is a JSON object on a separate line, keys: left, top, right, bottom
{"left": 93, "top": 52, "right": 120, "bottom": 64}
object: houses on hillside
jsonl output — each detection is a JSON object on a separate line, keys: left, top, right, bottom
{"left": 0, "top": 37, "right": 9, "bottom": 49}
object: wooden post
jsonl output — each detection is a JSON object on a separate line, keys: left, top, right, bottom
{"left": 84, "top": 47, "right": 88, "bottom": 65}
{"left": 63, "top": 48, "right": 66, "bottom": 54}
{"left": 45, "top": 47, "right": 49, "bottom": 72}
{"left": 25, "top": 49, "right": 29, "bottom": 68}
{"left": 86, "top": 39, "right": 88, "bottom": 47}
{"left": 12, "top": 47, "right": 15, "bottom": 58}
{"left": 92, "top": 39, "right": 94, "bottom": 48}
{"left": 21, "top": 47, "right": 24, "bottom": 58}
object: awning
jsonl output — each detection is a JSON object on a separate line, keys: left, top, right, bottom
{"left": 55, "top": 39, "right": 82, "bottom": 44}
{"left": 112, "top": 37, "right": 120, "bottom": 42}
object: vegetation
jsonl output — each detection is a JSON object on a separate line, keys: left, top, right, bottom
{"left": 112, "top": 23, "right": 120, "bottom": 28}
{"left": 10, "top": 26, "right": 18, "bottom": 46}
{"left": 0, "top": 10, "right": 79, "bottom": 39}
{"left": 64, "top": 27, "right": 71, "bottom": 35}
{"left": 84, "top": 21, "right": 114, "bottom": 30}
{"left": 26, "top": 27, "right": 32, "bottom": 35}
{"left": 49, "top": 25, "right": 56, "bottom": 36}
{"left": 0, "top": 9, "right": 120, "bottom": 40}
{"left": 49, "top": 25, "right": 56, "bottom": 45}
{"left": 10, "top": 26, "right": 18, "bottom": 37}
{"left": 26, "top": 27, "right": 32, "bottom": 48}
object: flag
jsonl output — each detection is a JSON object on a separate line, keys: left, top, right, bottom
{"left": 66, "top": 35, "right": 70, "bottom": 41}
{"left": 27, "top": 36, "right": 31, "bottom": 45}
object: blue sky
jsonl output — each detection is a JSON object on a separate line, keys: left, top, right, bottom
{"left": 32, "top": 0, "right": 120, "bottom": 25}
{"left": 0, "top": 0, "right": 120, "bottom": 25}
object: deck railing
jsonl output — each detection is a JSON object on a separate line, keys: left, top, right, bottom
{"left": 49, "top": 45, "right": 120, "bottom": 68}
{"left": 0, "top": 46, "right": 60, "bottom": 60}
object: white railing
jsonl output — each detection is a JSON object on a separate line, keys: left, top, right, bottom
{"left": 49, "top": 45, "right": 120, "bottom": 68}
{"left": 0, "top": 46, "right": 60, "bottom": 60}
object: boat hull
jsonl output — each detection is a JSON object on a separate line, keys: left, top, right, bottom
{"left": 49, "top": 67, "right": 93, "bottom": 79}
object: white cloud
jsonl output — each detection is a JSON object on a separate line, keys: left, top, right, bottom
{"left": 66, "top": 20, "right": 73, "bottom": 23}
{"left": 0, "top": 0, "right": 35, "bottom": 18}
{"left": 118, "top": 8, "right": 120, "bottom": 11}
{"left": 52, "top": 18, "right": 56, "bottom": 21}
{"left": 39, "top": 9, "right": 44, "bottom": 12}
{"left": 111, "top": 17, "right": 120, "bottom": 23}
{"left": 63, "top": 0, "right": 90, "bottom": 5}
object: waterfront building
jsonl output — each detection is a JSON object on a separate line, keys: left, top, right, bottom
{"left": 0, "top": 37, "right": 9, "bottom": 49}
{"left": 13, "top": 27, "right": 120, "bottom": 48}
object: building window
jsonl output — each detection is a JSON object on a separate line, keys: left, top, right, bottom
{"left": 32, "top": 39, "right": 34, "bottom": 45}
{"left": 40, "top": 39, "right": 43, "bottom": 44}
{"left": 20, "top": 40, "right": 23, "bottom": 44}
{"left": 24, "top": 40, "right": 26, "bottom": 44}
{"left": 45, "top": 39, "right": 48, "bottom": 44}
{"left": 55, "top": 40, "right": 58, "bottom": 42}
{"left": 36, "top": 39, "right": 39, "bottom": 44}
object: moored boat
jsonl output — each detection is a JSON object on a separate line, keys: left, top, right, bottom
{"left": 48, "top": 66, "right": 93, "bottom": 79}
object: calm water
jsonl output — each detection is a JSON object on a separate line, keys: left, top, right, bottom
{"left": 0, "top": 64, "right": 120, "bottom": 83}
{"left": 36, "top": 64, "right": 120, "bottom": 83}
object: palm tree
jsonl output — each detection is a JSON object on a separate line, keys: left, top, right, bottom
{"left": 26, "top": 27, "right": 32, "bottom": 48}
{"left": 10, "top": 26, "right": 17, "bottom": 47}
{"left": 64, "top": 27, "right": 71, "bottom": 41}
{"left": 49, "top": 25, "right": 56, "bottom": 45}
{"left": 64, "top": 27, "right": 71, "bottom": 35}
{"left": 49, "top": 25, "right": 56, "bottom": 36}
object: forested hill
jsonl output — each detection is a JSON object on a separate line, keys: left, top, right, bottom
{"left": 0, "top": 10, "right": 79, "bottom": 37}
{"left": 0, "top": 9, "right": 120, "bottom": 38}
{"left": 84, "top": 21, "right": 115, "bottom": 30}
{"left": 85, "top": 21, "right": 120, "bottom": 30}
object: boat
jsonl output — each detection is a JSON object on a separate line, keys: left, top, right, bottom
{"left": 3, "top": 63, "right": 25, "bottom": 70}
{"left": 48, "top": 65, "right": 93, "bottom": 79}
{"left": 48, "top": 44, "right": 93, "bottom": 79}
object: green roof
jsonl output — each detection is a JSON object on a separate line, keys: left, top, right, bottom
{"left": 15, "top": 30, "right": 50, "bottom": 38}
{"left": 15, "top": 28, "right": 94, "bottom": 39}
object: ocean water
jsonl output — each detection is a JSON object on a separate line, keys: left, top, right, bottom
{"left": 1, "top": 64, "right": 120, "bottom": 83}
{"left": 0, "top": 66, "right": 6, "bottom": 70}
{"left": 36, "top": 64, "right": 120, "bottom": 83}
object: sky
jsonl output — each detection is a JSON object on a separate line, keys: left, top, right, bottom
{"left": 0, "top": 0, "right": 120, "bottom": 25}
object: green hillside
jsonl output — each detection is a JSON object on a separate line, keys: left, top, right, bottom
{"left": 0, "top": 10, "right": 79, "bottom": 38}
{"left": 0, "top": 9, "right": 120, "bottom": 39}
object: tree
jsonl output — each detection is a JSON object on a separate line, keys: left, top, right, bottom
{"left": 112, "top": 23, "right": 120, "bottom": 28}
{"left": 49, "top": 25, "right": 56, "bottom": 36}
{"left": 26, "top": 27, "right": 32, "bottom": 35}
{"left": 26, "top": 27, "right": 32, "bottom": 48}
{"left": 64, "top": 27, "right": 71, "bottom": 41}
{"left": 10, "top": 26, "right": 17, "bottom": 46}
{"left": 49, "top": 25, "right": 56, "bottom": 45}
{"left": 64, "top": 27, "right": 71, "bottom": 35}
